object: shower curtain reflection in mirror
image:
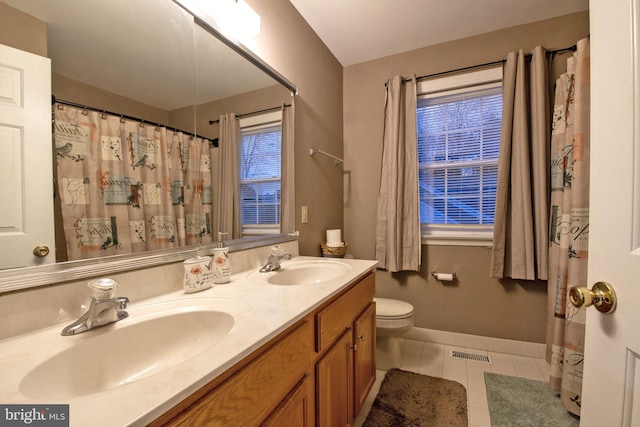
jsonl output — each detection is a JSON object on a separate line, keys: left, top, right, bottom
{"left": 54, "top": 103, "right": 213, "bottom": 260}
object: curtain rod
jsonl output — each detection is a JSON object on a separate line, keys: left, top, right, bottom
{"left": 393, "top": 44, "right": 578, "bottom": 85}
{"left": 208, "top": 103, "right": 292, "bottom": 125}
{"left": 52, "top": 96, "right": 218, "bottom": 147}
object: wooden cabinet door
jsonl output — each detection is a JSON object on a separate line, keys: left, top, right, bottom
{"left": 353, "top": 302, "right": 376, "bottom": 417}
{"left": 316, "top": 329, "right": 353, "bottom": 427}
{"left": 262, "top": 375, "right": 314, "bottom": 427}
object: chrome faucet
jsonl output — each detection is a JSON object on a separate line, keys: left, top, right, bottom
{"left": 260, "top": 246, "right": 292, "bottom": 272}
{"left": 61, "top": 278, "right": 129, "bottom": 336}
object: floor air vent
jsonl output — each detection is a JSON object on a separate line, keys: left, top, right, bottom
{"left": 450, "top": 350, "right": 492, "bottom": 364}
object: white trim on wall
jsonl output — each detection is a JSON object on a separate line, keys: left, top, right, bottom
{"left": 403, "top": 326, "right": 546, "bottom": 359}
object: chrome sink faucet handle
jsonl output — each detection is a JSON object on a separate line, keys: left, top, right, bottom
{"left": 116, "top": 296, "right": 129, "bottom": 310}
{"left": 61, "top": 279, "right": 129, "bottom": 336}
{"left": 260, "top": 246, "right": 292, "bottom": 272}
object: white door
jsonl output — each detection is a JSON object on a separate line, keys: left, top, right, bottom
{"left": 0, "top": 44, "right": 54, "bottom": 269}
{"left": 582, "top": 0, "right": 640, "bottom": 425}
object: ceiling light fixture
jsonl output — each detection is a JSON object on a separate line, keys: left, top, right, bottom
{"left": 184, "top": 0, "right": 261, "bottom": 39}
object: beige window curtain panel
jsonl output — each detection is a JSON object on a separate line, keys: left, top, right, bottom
{"left": 491, "top": 47, "right": 549, "bottom": 280}
{"left": 215, "top": 113, "right": 241, "bottom": 240}
{"left": 546, "top": 37, "right": 590, "bottom": 417}
{"left": 375, "top": 75, "right": 421, "bottom": 272}
{"left": 280, "top": 101, "right": 295, "bottom": 234}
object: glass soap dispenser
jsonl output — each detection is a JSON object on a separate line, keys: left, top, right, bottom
{"left": 212, "top": 232, "right": 231, "bottom": 284}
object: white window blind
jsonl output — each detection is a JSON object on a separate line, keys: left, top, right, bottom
{"left": 239, "top": 121, "right": 281, "bottom": 234}
{"left": 417, "top": 75, "right": 502, "bottom": 243}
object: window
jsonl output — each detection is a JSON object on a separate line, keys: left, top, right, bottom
{"left": 239, "top": 112, "right": 282, "bottom": 236}
{"left": 416, "top": 67, "right": 502, "bottom": 245}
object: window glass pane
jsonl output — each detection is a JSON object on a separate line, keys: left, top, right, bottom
{"left": 240, "top": 123, "right": 282, "bottom": 229}
{"left": 446, "top": 196, "right": 480, "bottom": 224}
{"left": 481, "top": 164, "right": 498, "bottom": 224}
{"left": 420, "top": 197, "right": 446, "bottom": 224}
{"left": 240, "top": 126, "right": 281, "bottom": 180}
{"left": 240, "top": 181, "right": 281, "bottom": 225}
{"left": 448, "top": 166, "right": 480, "bottom": 196}
{"left": 417, "top": 84, "right": 501, "bottom": 227}
{"left": 417, "top": 133, "right": 446, "bottom": 164}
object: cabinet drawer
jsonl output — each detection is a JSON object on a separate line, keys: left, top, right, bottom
{"left": 315, "top": 272, "right": 374, "bottom": 353}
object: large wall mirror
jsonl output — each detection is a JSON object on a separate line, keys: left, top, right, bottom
{"left": 0, "top": 0, "right": 296, "bottom": 291}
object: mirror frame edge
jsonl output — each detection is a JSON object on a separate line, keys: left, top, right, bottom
{"left": 0, "top": 234, "right": 297, "bottom": 293}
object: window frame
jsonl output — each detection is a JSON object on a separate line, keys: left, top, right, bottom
{"left": 238, "top": 111, "right": 282, "bottom": 237}
{"left": 416, "top": 66, "right": 502, "bottom": 247}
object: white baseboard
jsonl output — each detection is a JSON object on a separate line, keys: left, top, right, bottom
{"left": 403, "top": 327, "right": 546, "bottom": 359}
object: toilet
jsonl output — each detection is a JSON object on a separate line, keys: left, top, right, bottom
{"left": 374, "top": 297, "right": 415, "bottom": 371}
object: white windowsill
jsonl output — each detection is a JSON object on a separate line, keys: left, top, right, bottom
{"left": 421, "top": 225, "right": 493, "bottom": 247}
{"left": 422, "top": 235, "right": 493, "bottom": 247}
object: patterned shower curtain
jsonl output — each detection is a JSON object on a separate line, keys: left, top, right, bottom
{"left": 546, "top": 37, "right": 590, "bottom": 416}
{"left": 54, "top": 103, "right": 213, "bottom": 260}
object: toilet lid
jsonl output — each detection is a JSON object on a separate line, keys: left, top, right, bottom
{"left": 374, "top": 297, "right": 414, "bottom": 319}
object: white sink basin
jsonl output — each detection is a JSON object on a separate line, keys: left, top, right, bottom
{"left": 16, "top": 297, "right": 251, "bottom": 399}
{"left": 250, "top": 260, "right": 351, "bottom": 285}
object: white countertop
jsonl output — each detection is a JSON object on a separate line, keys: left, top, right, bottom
{"left": 0, "top": 256, "right": 377, "bottom": 426}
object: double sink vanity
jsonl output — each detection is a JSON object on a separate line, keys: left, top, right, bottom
{"left": 0, "top": 254, "right": 378, "bottom": 426}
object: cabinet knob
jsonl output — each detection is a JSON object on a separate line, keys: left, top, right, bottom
{"left": 358, "top": 334, "right": 366, "bottom": 342}
{"left": 349, "top": 343, "right": 358, "bottom": 351}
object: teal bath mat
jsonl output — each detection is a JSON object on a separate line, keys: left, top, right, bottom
{"left": 485, "top": 372, "right": 580, "bottom": 427}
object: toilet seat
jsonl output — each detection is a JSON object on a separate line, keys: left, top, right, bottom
{"left": 374, "top": 297, "right": 414, "bottom": 320}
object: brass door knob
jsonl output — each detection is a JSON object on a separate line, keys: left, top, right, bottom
{"left": 569, "top": 281, "right": 617, "bottom": 314}
{"left": 33, "top": 245, "right": 50, "bottom": 257}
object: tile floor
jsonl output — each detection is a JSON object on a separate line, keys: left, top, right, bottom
{"left": 354, "top": 338, "right": 550, "bottom": 427}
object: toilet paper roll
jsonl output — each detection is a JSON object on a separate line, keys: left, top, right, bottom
{"left": 326, "top": 229, "right": 342, "bottom": 245}
{"left": 435, "top": 273, "right": 454, "bottom": 281}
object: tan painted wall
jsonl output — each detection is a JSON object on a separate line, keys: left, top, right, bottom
{"left": 52, "top": 74, "right": 171, "bottom": 125}
{"left": 343, "top": 12, "right": 590, "bottom": 343}
{"left": 246, "top": 0, "right": 345, "bottom": 256}
{"left": 0, "top": 3, "right": 47, "bottom": 56}
{"left": 191, "top": 84, "right": 292, "bottom": 140}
